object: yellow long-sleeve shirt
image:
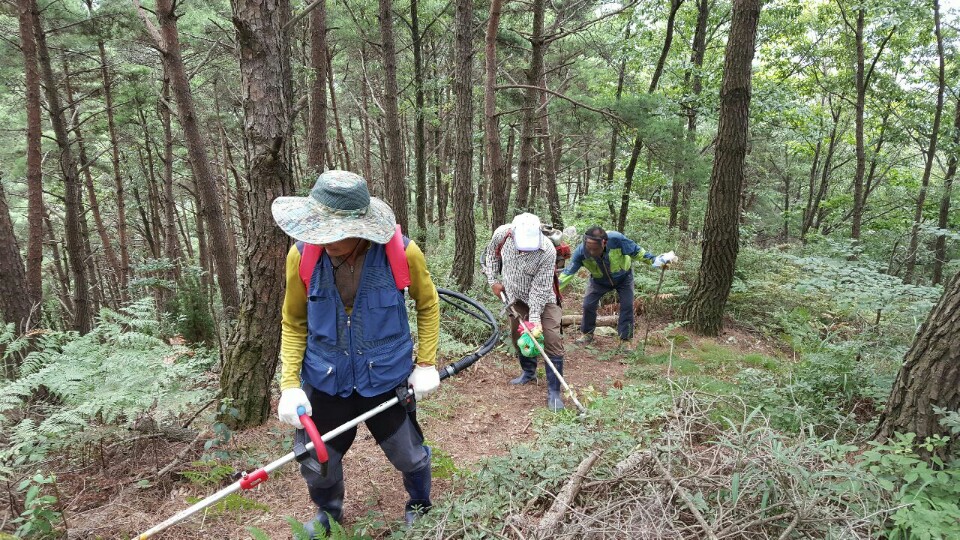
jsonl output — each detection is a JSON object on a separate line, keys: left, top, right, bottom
{"left": 279, "top": 240, "right": 440, "bottom": 391}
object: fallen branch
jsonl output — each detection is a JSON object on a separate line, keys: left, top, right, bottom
{"left": 535, "top": 449, "right": 603, "bottom": 539}
{"left": 651, "top": 451, "right": 719, "bottom": 540}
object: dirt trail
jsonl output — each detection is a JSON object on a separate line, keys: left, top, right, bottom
{"left": 64, "top": 331, "right": 633, "bottom": 539}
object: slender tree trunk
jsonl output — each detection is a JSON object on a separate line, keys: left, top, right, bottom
{"left": 514, "top": 0, "right": 546, "bottom": 212}
{"left": 540, "top": 73, "right": 563, "bottom": 227}
{"left": 606, "top": 24, "right": 631, "bottom": 185}
{"left": 18, "top": 0, "right": 43, "bottom": 311}
{"left": 137, "top": 0, "right": 240, "bottom": 313}
{"left": 904, "top": 1, "right": 945, "bottom": 285}
{"left": 379, "top": 0, "right": 408, "bottom": 231}
{"left": 326, "top": 50, "right": 352, "bottom": 171}
{"left": 801, "top": 106, "right": 840, "bottom": 240}
{"left": 32, "top": 0, "right": 91, "bottom": 333}
{"left": 159, "top": 73, "right": 182, "bottom": 277}
{"left": 411, "top": 0, "right": 428, "bottom": 246}
{"left": 680, "top": 0, "right": 761, "bottom": 336}
{"left": 678, "top": 0, "right": 709, "bottom": 232}
{"left": 97, "top": 39, "right": 131, "bottom": 299}
{"left": 850, "top": 8, "right": 867, "bottom": 241}
{"left": 485, "top": 0, "right": 510, "bottom": 230}
{"left": 307, "top": 0, "right": 329, "bottom": 174}
{"left": 451, "top": 0, "right": 475, "bottom": 290}
{"left": 932, "top": 97, "right": 959, "bottom": 285}
{"left": 620, "top": 0, "right": 684, "bottom": 231}
{"left": 63, "top": 56, "right": 121, "bottom": 308}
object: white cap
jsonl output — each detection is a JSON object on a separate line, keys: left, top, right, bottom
{"left": 512, "top": 213, "right": 542, "bottom": 251}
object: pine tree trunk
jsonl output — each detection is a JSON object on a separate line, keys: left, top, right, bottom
{"left": 379, "top": 0, "right": 408, "bottom": 231}
{"left": 160, "top": 74, "right": 183, "bottom": 278}
{"left": 904, "top": 1, "right": 945, "bottom": 285}
{"left": 31, "top": 0, "right": 91, "bottom": 333}
{"left": 98, "top": 39, "right": 131, "bottom": 299}
{"left": 18, "top": 0, "right": 43, "bottom": 311}
{"left": 451, "top": 0, "right": 476, "bottom": 291}
{"left": 678, "top": 0, "right": 709, "bottom": 233}
{"left": 0, "top": 179, "right": 33, "bottom": 343}
{"left": 875, "top": 269, "right": 960, "bottom": 456}
{"left": 680, "top": 0, "right": 761, "bottom": 336}
{"left": 221, "top": 0, "right": 294, "bottom": 428}
{"left": 307, "top": 0, "right": 329, "bottom": 174}
{"left": 932, "top": 98, "right": 958, "bottom": 286}
{"left": 606, "top": 24, "right": 631, "bottom": 185}
{"left": 514, "top": 0, "right": 546, "bottom": 213}
{"left": 138, "top": 0, "right": 240, "bottom": 312}
{"left": 411, "top": 0, "right": 428, "bottom": 247}
{"left": 485, "top": 0, "right": 510, "bottom": 231}
{"left": 539, "top": 73, "right": 563, "bottom": 228}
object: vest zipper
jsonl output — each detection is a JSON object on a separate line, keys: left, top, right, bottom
{"left": 347, "top": 315, "right": 356, "bottom": 391}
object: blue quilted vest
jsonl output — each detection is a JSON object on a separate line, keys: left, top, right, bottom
{"left": 302, "top": 243, "right": 414, "bottom": 397}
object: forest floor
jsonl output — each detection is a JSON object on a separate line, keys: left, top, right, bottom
{"left": 58, "top": 298, "right": 786, "bottom": 540}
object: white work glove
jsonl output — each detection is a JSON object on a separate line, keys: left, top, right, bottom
{"left": 278, "top": 388, "right": 311, "bottom": 429}
{"left": 407, "top": 365, "right": 441, "bottom": 401}
{"left": 653, "top": 251, "right": 678, "bottom": 269}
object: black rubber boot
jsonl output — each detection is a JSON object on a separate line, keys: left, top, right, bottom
{"left": 301, "top": 481, "right": 344, "bottom": 538}
{"left": 402, "top": 446, "right": 433, "bottom": 526}
{"left": 545, "top": 357, "right": 565, "bottom": 411}
{"left": 510, "top": 354, "right": 538, "bottom": 385}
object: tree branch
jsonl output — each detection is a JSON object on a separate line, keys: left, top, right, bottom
{"left": 495, "top": 84, "right": 624, "bottom": 124}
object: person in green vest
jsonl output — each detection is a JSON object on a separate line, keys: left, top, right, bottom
{"left": 559, "top": 226, "right": 676, "bottom": 352}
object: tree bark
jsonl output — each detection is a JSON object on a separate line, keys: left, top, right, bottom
{"left": 32, "top": 0, "right": 91, "bottom": 333}
{"left": 306, "top": 0, "right": 329, "bottom": 174}
{"left": 136, "top": 0, "right": 240, "bottom": 313}
{"left": 379, "top": 0, "right": 408, "bottom": 231}
{"left": 17, "top": 0, "right": 44, "bottom": 312}
{"left": 680, "top": 0, "right": 761, "bottom": 336}
{"left": 932, "top": 97, "right": 959, "bottom": 286}
{"left": 849, "top": 7, "right": 866, "bottom": 241}
{"left": 0, "top": 178, "right": 33, "bottom": 344}
{"left": 221, "top": 0, "right": 295, "bottom": 428}
{"left": 451, "top": 0, "right": 476, "bottom": 291}
{"left": 540, "top": 73, "right": 563, "bottom": 228}
{"left": 875, "top": 269, "right": 960, "bottom": 456}
{"left": 160, "top": 72, "right": 183, "bottom": 278}
{"left": 485, "top": 0, "right": 510, "bottom": 230}
{"left": 904, "top": 0, "right": 944, "bottom": 285}
{"left": 801, "top": 102, "right": 840, "bottom": 240}
{"left": 326, "top": 49, "right": 352, "bottom": 171}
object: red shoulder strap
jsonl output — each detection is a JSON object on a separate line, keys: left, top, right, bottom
{"left": 297, "top": 225, "right": 410, "bottom": 292}
{"left": 385, "top": 224, "right": 411, "bottom": 290}
{"left": 495, "top": 230, "right": 512, "bottom": 258}
{"left": 299, "top": 242, "right": 322, "bottom": 291}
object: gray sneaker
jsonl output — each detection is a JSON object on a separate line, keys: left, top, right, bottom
{"left": 619, "top": 339, "right": 634, "bottom": 353}
{"left": 575, "top": 333, "right": 594, "bottom": 345}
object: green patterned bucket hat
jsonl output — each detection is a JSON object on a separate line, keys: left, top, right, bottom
{"left": 271, "top": 170, "right": 396, "bottom": 245}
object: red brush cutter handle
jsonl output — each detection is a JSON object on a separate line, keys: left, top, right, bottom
{"left": 297, "top": 406, "right": 328, "bottom": 464}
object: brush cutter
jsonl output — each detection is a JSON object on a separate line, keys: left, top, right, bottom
{"left": 137, "top": 288, "right": 499, "bottom": 539}
{"left": 500, "top": 292, "right": 587, "bottom": 415}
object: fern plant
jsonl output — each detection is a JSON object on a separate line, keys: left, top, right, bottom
{"left": 0, "top": 299, "right": 216, "bottom": 482}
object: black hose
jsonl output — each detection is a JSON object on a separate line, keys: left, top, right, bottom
{"left": 435, "top": 288, "right": 500, "bottom": 380}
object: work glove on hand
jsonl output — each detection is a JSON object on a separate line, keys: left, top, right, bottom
{"left": 278, "top": 388, "right": 311, "bottom": 429}
{"left": 408, "top": 365, "right": 440, "bottom": 401}
{"left": 517, "top": 321, "right": 545, "bottom": 357}
{"left": 653, "top": 251, "right": 678, "bottom": 269}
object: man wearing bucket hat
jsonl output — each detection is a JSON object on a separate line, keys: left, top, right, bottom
{"left": 272, "top": 170, "right": 441, "bottom": 533}
{"left": 481, "top": 213, "right": 566, "bottom": 411}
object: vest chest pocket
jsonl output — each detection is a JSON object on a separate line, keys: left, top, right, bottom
{"left": 363, "top": 289, "right": 406, "bottom": 342}
{"left": 307, "top": 293, "right": 339, "bottom": 345}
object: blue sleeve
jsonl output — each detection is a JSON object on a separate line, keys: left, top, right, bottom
{"left": 620, "top": 235, "right": 654, "bottom": 261}
{"left": 561, "top": 245, "right": 584, "bottom": 276}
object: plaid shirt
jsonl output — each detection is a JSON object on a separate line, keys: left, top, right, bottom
{"left": 481, "top": 225, "right": 557, "bottom": 324}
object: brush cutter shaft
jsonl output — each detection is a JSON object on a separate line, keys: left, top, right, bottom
{"left": 500, "top": 293, "right": 587, "bottom": 414}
